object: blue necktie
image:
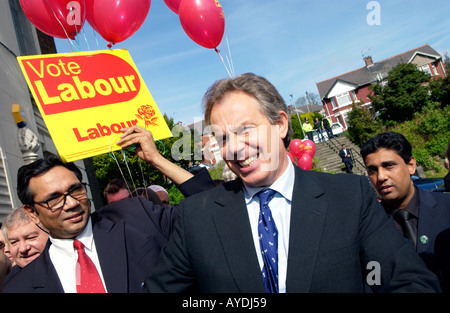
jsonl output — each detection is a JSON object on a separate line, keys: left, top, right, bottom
{"left": 257, "top": 188, "right": 279, "bottom": 293}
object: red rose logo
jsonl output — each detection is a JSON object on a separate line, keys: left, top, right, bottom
{"left": 136, "top": 104, "right": 158, "bottom": 127}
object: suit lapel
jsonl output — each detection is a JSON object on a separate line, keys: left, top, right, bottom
{"left": 91, "top": 213, "right": 128, "bottom": 293}
{"left": 286, "top": 167, "right": 327, "bottom": 292}
{"left": 211, "top": 180, "right": 266, "bottom": 293}
{"left": 31, "top": 241, "right": 64, "bottom": 292}
{"left": 416, "top": 189, "right": 437, "bottom": 254}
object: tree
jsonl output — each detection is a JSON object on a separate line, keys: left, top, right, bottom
{"left": 346, "top": 103, "right": 382, "bottom": 146}
{"left": 369, "top": 62, "right": 431, "bottom": 123}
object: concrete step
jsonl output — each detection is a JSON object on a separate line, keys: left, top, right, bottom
{"left": 312, "top": 135, "right": 367, "bottom": 175}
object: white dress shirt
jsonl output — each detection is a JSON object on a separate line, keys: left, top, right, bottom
{"left": 49, "top": 218, "right": 108, "bottom": 293}
{"left": 243, "top": 156, "right": 294, "bottom": 293}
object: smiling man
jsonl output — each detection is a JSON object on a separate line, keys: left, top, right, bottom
{"left": 2, "top": 207, "right": 48, "bottom": 269}
{"left": 2, "top": 126, "right": 216, "bottom": 293}
{"left": 361, "top": 131, "right": 450, "bottom": 290}
{"left": 145, "top": 73, "right": 440, "bottom": 293}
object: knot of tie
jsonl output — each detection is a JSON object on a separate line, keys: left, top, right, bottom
{"left": 393, "top": 209, "right": 417, "bottom": 247}
{"left": 73, "top": 239, "right": 84, "bottom": 251}
{"left": 258, "top": 188, "right": 277, "bottom": 206}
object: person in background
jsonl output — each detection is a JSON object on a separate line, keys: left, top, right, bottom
{"left": 322, "top": 115, "right": 334, "bottom": 139}
{"left": 0, "top": 225, "right": 14, "bottom": 269}
{"left": 148, "top": 185, "right": 170, "bottom": 206}
{"left": 302, "top": 118, "right": 314, "bottom": 142}
{"left": 360, "top": 131, "right": 450, "bottom": 291}
{"left": 339, "top": 144, "right": 353, "bottom": 174}
{"left": 0, "top": 223, "right": 12, "bottom": 292}
{"left": 444, "top": 141, "right": 450, "bottom": 192}
{"left": 145, "top": 73, "right": 440, "bottom": 293}
{"left": 0, "top": 250, "right": 11, "bottom": 292}
{"left": 2, "top": 207, "right": 49, "bottom": 269}
{"left": 103, "top": 178, "right": 130, "bottom": 204}
{"left": 313, "top": 117, "right": 325, "bottom": 142}
{"left": 131, "top": 187, "right": 162, "bottom": 205}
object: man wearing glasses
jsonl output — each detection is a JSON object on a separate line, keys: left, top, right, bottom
{"left": 2, "top": 126, "right": 215, "bottom": 293}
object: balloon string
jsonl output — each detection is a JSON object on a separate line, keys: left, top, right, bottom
{"left": 224, "top": 33, "right": 235, "bottom": 77}
{"left": 122, "top": 149, "right": 138, "bottom": 193}
{"left": 92, "top": 28, "right": 100, "bottom": 50}
{"left": 81, "top": 27, "right": 90, "bottom": 51}
{"left": 215, "top": 48, "right": 233, "bottom": 78}
{"left": 43, "top": 0, "right": 74, "bottom": 50}
{"left": 108, "top": 137, "right": 133, "bottom": 196}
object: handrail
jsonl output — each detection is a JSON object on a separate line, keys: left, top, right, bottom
{"left": 324, "top": 136, "right": 367, "bottom": 175}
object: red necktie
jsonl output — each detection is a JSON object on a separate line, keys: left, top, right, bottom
{"left": 73, "top": 239, "right": 106, "bottom": 293}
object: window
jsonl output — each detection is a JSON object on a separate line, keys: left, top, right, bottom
{"left": 330, "top": 97, "right": 337, "bottom": 109}
{"left": 420, "top": 64, "right": 432, "bottom": 76}
{"left": 431, "top": 64, "right": 439, "bottom": 76}
{"left": 335, "top": 92, "right": 352, "bottom": 107}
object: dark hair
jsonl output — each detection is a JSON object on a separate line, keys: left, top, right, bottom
{"left": 360, "top": 132, "right": 413, "bottom": 164}
{"left": 202, "top": 73, "right": 293, "bottom": 148}
{"left": 103, "top": 178, "right": 129, "bottom": 198}
{"left": 131, "top": 187, "right": 162, "bottom": 205}
{"left": 17, "top": 155, "right": 83, "bottom": 206}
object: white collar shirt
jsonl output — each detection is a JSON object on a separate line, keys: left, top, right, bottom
{"left": 243, "top": 156, "right": 294, "bottom": 293}
{"left": 49, "top": 217, "right": 108, "bottom": 293}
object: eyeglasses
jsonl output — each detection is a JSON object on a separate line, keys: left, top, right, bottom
{"left": 33, "top": 183, "right": 88, "bottom": 212}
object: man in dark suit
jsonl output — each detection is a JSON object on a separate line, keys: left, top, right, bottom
{"left": 339, "top": 144, "right": 353, "bottom": 174}
{"left": 361, "top": 131, "right": 450, "bottom": 291}
{"left": 2, "top": 126, "right": 215, "bottom": 293}
{"left": 144, "top": 73, "right": 440, "bottom": 293}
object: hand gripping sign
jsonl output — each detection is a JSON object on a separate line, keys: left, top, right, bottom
{"left": 17, "top": 49, "right": 172, "bottom": 162}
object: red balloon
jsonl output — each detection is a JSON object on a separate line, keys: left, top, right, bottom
{"left": 289, "top": 139, "right": 303, "bottom": 158}
{"left": 302, "top": 139, "right": 316, "bottom": 158}
{"left": 164, "top": 0, "right": 182, "bottom": 14}
{"left": 86, "top": 0, "right": 151, "bottom": 45}
{"left": 297, "top": 154, "right": 313, "bottom": 170}
{"left": 179, "top": 0, "right": 225, "bottom": 49}
{"left": 19, "top": 0, "right": 86, "bottom": 39}
{"left": 287, "top": 152, "right": 295, "bottom": 163}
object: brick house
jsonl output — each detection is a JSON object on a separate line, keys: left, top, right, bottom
{"left": 316, "top": 44, "right": 447, "bottom": 129}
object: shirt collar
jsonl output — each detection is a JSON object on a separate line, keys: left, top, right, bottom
{"left": 49, "top": 217, "right": 94, "bottom": 255}
{"left": 244, "top": 155, "right": 295, "bottom": 204}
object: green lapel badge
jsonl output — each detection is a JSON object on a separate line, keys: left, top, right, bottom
{"left": 419, "top": 235, "right": 429, "bottom": 244}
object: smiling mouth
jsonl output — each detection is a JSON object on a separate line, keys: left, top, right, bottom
{"left": 65, "top": 211, "right": 84, "bottom": 221}
{"left": 238, "top": 155, "right": 258, "bottom": 168}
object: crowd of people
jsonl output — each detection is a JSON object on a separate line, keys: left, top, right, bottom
{"left": 0, "top": 73, "right": 449, "bottom": 294}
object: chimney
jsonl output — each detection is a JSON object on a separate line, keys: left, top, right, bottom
{"left": 364, "top": 56, "right": 374, "bottom": 67}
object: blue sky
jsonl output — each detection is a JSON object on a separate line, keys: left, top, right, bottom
{"left": 54, "top": 0, "right": 450, "bottom": 126}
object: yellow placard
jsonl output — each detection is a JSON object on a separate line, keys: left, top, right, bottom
{"left": 17, "top": 49, "right": 172, "bottom": 162}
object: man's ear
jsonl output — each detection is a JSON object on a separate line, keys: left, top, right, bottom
{"left": 23, "top": 204, "right": 40, "bottom": 225}
{"left": 277, "top": 111, "right": 289, "bottom": 139}
{"left": 408, "top": 156, "right": 417, "bottom": 175}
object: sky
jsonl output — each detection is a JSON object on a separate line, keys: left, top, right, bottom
{"left": 54, "top": 0, "right": 450, "bottom": 126}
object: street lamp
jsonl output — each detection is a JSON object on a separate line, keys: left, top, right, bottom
{"left": 290, "top": 94, "right": 305, "bottom": 138}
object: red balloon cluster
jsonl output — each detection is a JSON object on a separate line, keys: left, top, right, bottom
{"left": 288, "top": 139, "right": 316, "bottom": 170}
{"left": 19, "top": 0, "right": 151, "bottom": 45}
{"left": 19, "top": 0, "right": 225, "bottom": 49}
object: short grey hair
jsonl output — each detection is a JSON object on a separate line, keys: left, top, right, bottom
{"left": 2, "top": 207, "right": 31, "bottom": 242}
{"left": 202, "top": 73, "right": 292, "bottom": 148}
